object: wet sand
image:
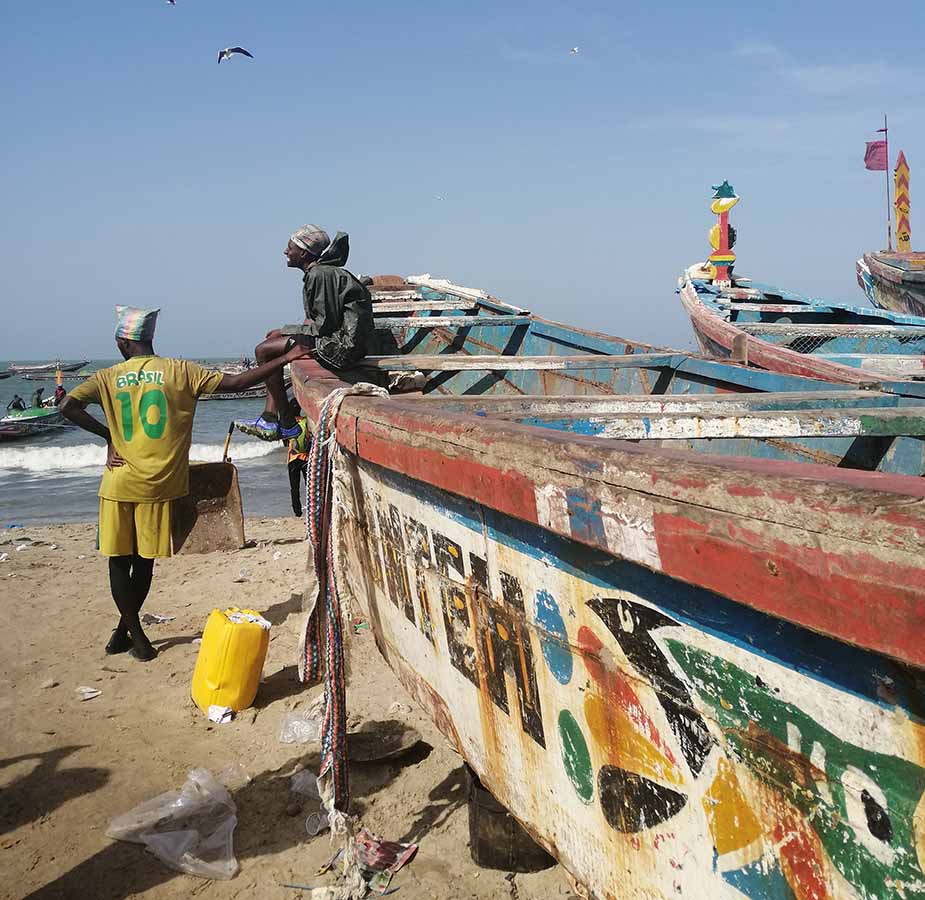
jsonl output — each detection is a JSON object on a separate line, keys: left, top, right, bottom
{"left": 0, "top": 518, "right": 573, "bottom": 900}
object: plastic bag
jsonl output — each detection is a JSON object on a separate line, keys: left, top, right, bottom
{"left": 106, "top": 768, "right": 239, "bottom": 880}
{"left": 279, "top": 695, "right": 325, "bottom": 744}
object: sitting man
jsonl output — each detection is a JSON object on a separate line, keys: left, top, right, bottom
{"left": 236, "top": 224, "right": 374, "bottom": 441}
{"left": 61, "top": 305, "right": 310, "bottom": 661}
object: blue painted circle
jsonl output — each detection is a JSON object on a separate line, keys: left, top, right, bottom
{"left": 535, "top": 589, "right": 573, "bottom": 685}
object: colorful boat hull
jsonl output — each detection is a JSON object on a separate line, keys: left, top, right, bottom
{"left": 863, "top": 252, "right": 925, "bottom": 318}
{"left": 290, "top": 277, "right": 925, "bottom": 900}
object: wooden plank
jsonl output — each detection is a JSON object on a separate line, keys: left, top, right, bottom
{"left": 375, "top": 315, "right": 531, "bottom": 328}
{"left": 736, "top": 321, "right": 925, "bottom": 336}
{"left": 509, "top": 407, "right": 925, "bottom": 439}
{"left": 372, "top": 300, "right": 478, "bottom": 313}
{"left": 409, "top": 390, "right": 899, "bottom": 416}
{"left": 363, "top": 353, "right": 677, "bottom": 371}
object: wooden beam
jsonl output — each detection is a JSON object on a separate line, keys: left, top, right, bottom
{"left": 375, "top": 315, "right": 531, "bottom": 328}
{"left": 508, "top": 407, "right": 925, "bottom": 440}
{"left": 363, "top": 353, "right": 677, "bottom": 371}
{"left": 372, "top": 300, "right": 478, "bottom": 313}
{"left": 736, "top": 322, "right": 925, "bottom": 337}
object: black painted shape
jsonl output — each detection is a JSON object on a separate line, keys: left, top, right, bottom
{"left": 598, "top": 766, "right": 687, "bottom": 833}
{"left": 480, "top": 587, "right": 546, "bottom": 748}
{"left": 433, "top": 532, "right": 478, "bottom": 686}
{"left": 404, "top": 516, "right": 436, "bottom": 644}
{"left": 469, "top": 553, "right": 489, "bottom": 593}
{"left": 500, "top": 571, "right": 525, "bottom": 611}
{"left": 377, "top": 504, "right": 416, "bottom": 625}
{"left": 861, "top": 789, "right": 894, "bottom": 844}
{"left": 588, "top": 597, "right": 713, "bottom": 776}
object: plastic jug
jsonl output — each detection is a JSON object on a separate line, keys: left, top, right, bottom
{"left": 191, "top": 607, "right": 271, "bottom": 714}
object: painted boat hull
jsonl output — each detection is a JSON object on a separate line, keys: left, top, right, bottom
{"left": 289, "top": 277, "right": 925, "bottom": 900}
{"left": 0, "top": 408, "right": 65, "bottom": 440}
{"left": 9, "top": 359, "right": 89, "bottom": 374}
{"left": 864, "top": 252, "right": 925, "bottom": 318}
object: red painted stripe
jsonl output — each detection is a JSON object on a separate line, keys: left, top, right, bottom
{"left": 654, "top": 511, "right": 925, "bottom": 667}
{"left": 356, "top": 422, "right": 539, "bottom": 525}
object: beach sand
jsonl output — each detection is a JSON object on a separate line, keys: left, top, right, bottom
{"left": 0, "top": 518, "right": 574, "bottom": 900}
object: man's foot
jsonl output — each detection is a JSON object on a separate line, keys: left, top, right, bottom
{"left": 279, "top": 420, "right": 301, "bottom": 439}
{"left": 235, "top": 414, "right": 282, "bottom": 441}
{"left": 130, "top": 642, "right": 159, "bottom": 662}
{"left": 105, "top": 629, "right": 133, "bottom": 655}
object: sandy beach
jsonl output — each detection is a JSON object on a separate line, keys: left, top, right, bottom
{"left": 0, "top": 517, "right": 575, "bottom": 900}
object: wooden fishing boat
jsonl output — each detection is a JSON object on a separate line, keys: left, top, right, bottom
{"left": 9, "top": 359, "right": 89, "bottom": 375}
{"left": 861, "top": 251, "right": 925, "bottom": 318}
{"left": 679, "top": 262, "right": 925, "bottom": 393}
{"left": 290, "top": 275, "right": 925, "bottom": 900}
{"left": 0, "top": 406, "right": 67, "bottom": 440}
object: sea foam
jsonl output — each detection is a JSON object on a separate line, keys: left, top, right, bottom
{"left": 0, "top": 441, "right": 279, "bottom": 474}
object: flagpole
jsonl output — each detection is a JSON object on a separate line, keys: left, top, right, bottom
{"left": 885, "top": 113, "right": 893, "bottom": 251}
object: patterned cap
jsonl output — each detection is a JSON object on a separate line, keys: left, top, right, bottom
{"left": 289, "top": 224, "right": 330, "bottom": 256}
{"left": 115, "top": 305, "right": 160, "bottom": 342}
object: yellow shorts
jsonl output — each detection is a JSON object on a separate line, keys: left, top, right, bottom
{"left": 98, "top": 498, "right": 173, "bottom": 558}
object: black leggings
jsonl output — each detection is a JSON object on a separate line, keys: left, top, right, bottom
{"left": 288, "top": 457, "right": 307, "bottom": 516}
{"left": 109, "top": 555, "right": 155, "bottom": 646}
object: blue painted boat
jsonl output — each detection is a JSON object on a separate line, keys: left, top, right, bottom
{"left": 679, "top": 263, "right": 925, "bottom": 393}
{"left": 288, "top": 275, "right": 925, "bottom": 900}
{"left": 862, "top": 251, "right": 925, "bottom": 318}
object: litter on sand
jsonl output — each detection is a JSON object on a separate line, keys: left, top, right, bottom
{"left": 208, "top": 705, "right": 234, "bottom": 724}
{"left": 141, "top": 613, "right": 176, "bottom": 625}
{"left": 355, "top": 829, "right": 418, "bottom": 895}
{"left": 290, "top": 770, "right": 322, "bottom": 799}
{"left": 76, "top": 686, "right": 101, "bottom": 701}
{"left": 106, "top": 768, "right": 239, "bottom": 880}
{"left": 0, "top": 553, "right": 8, "bottom": 563}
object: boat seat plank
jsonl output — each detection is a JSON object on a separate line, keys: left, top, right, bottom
{"left": 510, "top": 407, "right": 925, "bottom": 440}
{"left": 364, "top": 353, "right": 678, "bottom": 371}
{"left": 374, "top": 315, "right": 531, "bottom": 328}
{"left": 736, "top": 322, "right": 925, "bottom": 336}
{"left": 371, "top": 301, "right": 479, "bottom": 313}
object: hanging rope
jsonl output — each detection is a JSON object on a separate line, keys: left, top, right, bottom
{"left": 299, "top": 383, "right": 389, "bottom": 813}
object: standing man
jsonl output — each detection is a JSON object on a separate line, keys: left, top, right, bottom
{"left": 285, "top": 399, "right": 310, "bottom": 517}
{"left": 61, "top": 305, "right": 310, "bottom": 661}
{"left": 31, "top": 387, "right": 45, "bottom": 408}
{"left": 236, "top": 225, "right": 375, "bottom": 441}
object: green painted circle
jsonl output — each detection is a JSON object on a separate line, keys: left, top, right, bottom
{"left": 558, "top": 709, "right": 593, "bottom": 804}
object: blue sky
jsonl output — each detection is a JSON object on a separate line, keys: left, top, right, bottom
{"left": 2, "top": 0, "right": 922, "bottom": 359}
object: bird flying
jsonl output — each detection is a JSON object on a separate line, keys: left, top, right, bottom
{"left": 569, "top": 46, "right": 579, "bottom": 54}
{"left": 217, "top": 47, "right": 254, "bottom": 64}
{"left": 165, "top": 0, "right": 176, "bottom": 5}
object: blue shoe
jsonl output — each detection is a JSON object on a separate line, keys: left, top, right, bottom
{"left": 235, "top": 415, "right": 282, "bottom": 441}
{"left": 279, "top": 421, "right": 302, "bottom": 440}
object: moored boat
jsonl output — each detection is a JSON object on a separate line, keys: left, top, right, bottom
{"left": 0, "top": 406, "right": 67, "bottom": 440}
{"left": 862, "top": 251, "right": 925, "bottom": 318}
{"left": 9, "top": 359, "right": 89, "bottom": 375}
{"left": 289, "top": 275, "right": 925, "bottom": 900}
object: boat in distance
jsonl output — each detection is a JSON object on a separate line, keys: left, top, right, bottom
{"left": 288, "top": 274, "right": 925, "bottom": 900}
{"left": 861, "top": 251, "right": 925, "bottom": 318}
{"left": 0, "top": 406, "right": 68, "bottom": 440}
{"left": 9, "top": 359, "right": 89, "bottom": 375}
{"left": 679, "top": 262, "right": 925, "bottom": 393}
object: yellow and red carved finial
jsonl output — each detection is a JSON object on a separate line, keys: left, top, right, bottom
{"left": 707, "top": 180, "right": 739, "bottom": 286}
{"left": 895, "top": 152, "right": 911, "bottom": 252}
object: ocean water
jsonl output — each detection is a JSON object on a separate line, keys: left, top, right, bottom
{"left": 0, "top": 360, "right": 300, "bottom": 527}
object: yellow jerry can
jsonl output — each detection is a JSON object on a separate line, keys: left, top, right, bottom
{"left": 191, "top": 607, "right": 271, "bottom": 714}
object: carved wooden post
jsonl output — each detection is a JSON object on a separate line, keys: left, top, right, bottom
{"left": 895, "top": 151, "right": 911, "bottom": 252}
{"left": 707, "top": 180, "right": 740, "bottom": 287}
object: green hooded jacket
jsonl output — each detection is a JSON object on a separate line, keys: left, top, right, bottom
{"left": 301, "top": 232, "right": 374, "bottom": 369}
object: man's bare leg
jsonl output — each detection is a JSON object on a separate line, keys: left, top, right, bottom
{"left": 254, "top": 330, "right": 292, "bottom": 424}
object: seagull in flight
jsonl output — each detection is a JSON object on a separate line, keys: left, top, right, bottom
{"left": 569, "top": 46, "right": 579, "bottom": 54}
{"left": 217, "top": 47, "right": 254, "bottom": 64}
{"left": 165, "top": 0, "right": 176, "bottom": 5}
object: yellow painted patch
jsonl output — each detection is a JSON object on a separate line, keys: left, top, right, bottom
{"left": 453, "top": 595, "right": 465, "bottom": 611}
{"left": 496, "top": 622, "right": 510, "bottom": 641}
{"left": 702, "top": 757, "right": 763, "bottom": 855}
{"left": 584, "top": 693, "right": 684, "bottom": 787}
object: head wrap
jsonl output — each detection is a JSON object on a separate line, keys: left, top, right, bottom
{"left": 115, "top": 305, "right": 160, "bottom": 342}
{"left": 289, "top": 224, "right": 331, "bottom": 257}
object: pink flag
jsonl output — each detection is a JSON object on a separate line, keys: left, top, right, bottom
{"left": 865, "top": 140, "right": 888, "bottom": 171}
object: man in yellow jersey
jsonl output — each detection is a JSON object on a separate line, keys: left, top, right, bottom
{"left": 61, "top": 305, "right": 311, "bottom": 661}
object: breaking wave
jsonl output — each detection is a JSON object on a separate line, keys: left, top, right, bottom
{"left": 0, "top": 441, "right": 280, "bottom": 475}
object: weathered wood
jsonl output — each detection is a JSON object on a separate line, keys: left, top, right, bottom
{"left": 737, "top": 321, "right": 925, "bottom": 337}
{"left": 374, "top": 315, "right": 531, "bottom": 328}
{"left": 371, "top": 300, "right": 478, "bottom": 313}
{"left": 364, "top": 353, "right": 674, "bottom": 371}
{"left": 510, "top": 406, "right": 925, "bottom": 439}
